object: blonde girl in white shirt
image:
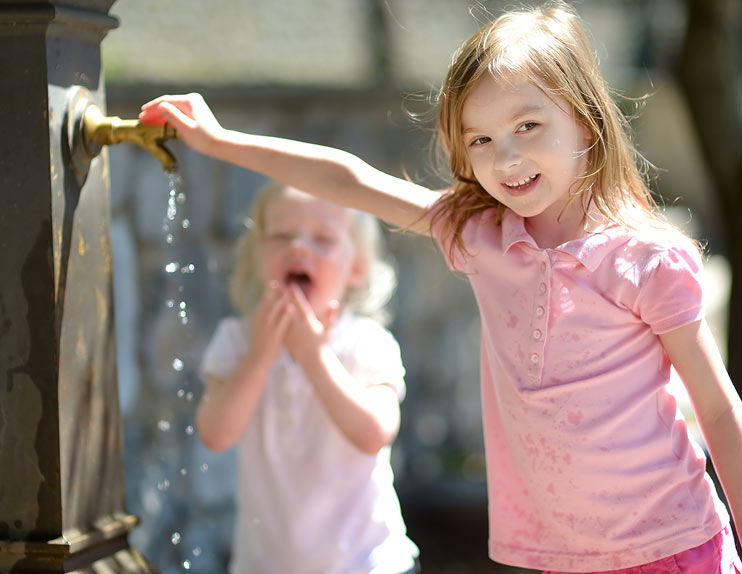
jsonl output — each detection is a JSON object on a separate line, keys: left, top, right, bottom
{"left": 197, "top": 181, "right": 419, "bottom": 573}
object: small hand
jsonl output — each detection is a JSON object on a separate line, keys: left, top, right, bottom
{"left": 283, "top": 284, "right": 339, "bottom": 367}
{"left": 139, "top": 93, "right": 224, "bottom": 155}
{"left": 244, "top": 281, "right": 295, "bottom": 368}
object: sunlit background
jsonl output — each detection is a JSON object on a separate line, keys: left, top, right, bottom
{"left": 101, "top": 1, "right": 733, "bottom": 572}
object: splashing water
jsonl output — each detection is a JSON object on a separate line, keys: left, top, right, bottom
{"left": 162, "top": 174, "right": 196, "bottom": 326}
{"left": 152, "top": 172, "right": 213, "bottom": 571}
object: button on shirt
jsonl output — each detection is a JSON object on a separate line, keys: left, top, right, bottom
{"left": 430, "top": 204, "right": 728, "bottom": 572}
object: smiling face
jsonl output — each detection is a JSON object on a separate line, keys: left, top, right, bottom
{"left": 460, "top": 73, "right": 592, "bottom": 236}
{"left": 258, "top": 187, "right": 365, "bottom": 316}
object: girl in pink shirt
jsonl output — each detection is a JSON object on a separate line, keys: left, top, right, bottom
{"left": 140, "top": 2, "right": 741, "bottom": 572}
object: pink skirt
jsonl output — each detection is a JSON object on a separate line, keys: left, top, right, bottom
{"left": 543, "top": 525, "right": 741, "bottom": 574}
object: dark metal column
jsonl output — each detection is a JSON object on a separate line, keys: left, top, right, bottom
{"left": 0, "top": 2, "right": 156, "bottom": 572}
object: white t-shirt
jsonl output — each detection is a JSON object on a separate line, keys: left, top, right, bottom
{"left": 200, "top": 313, "right": 419, "bottom": 574}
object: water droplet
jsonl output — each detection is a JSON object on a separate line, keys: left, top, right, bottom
{"left": 176, "top": 192, "right": 186, "bottom": 204}
{"left": 183, "top": 560, "right": 191, "bottom": 570}
{"left": 180, "top": 263, "right": 195, "bottom": 274}
{"left": 180, "top": 468, "right": 188, "bottom": 476}
{"left": 181, "top": 316, "right": 189, "bottom": 325}
{"left": 165, "top": 234, "right": 174, "bottom": 244}
{"left": 185, "top": 425, "right": 194, "bottom": 435}
{"left": 166, "top": 299, "right": 175, "bottom": 308}
{"left": 185, "top": 392, "right": 194, "bottom": 402}
{"left": 192, "top": 547, "right": 202, "bottom": 557}
{"left": 200, "top": 464, "right": 208, "bottom": 473}
{"left": 177, "top": 389, "right": 185, "bottom": 399}
{"left": 171, "top": 532, "right": 181, "bottom": 545}
{"left": 179, "top": 301, "right": 186, "bottom": 309}
{"left": 157, "top": 479, "right": 170, "bottom": 491}
{"left": 181, "top": 219, "right": 190, "bottom": 229}
{"left": 172, "top": 358, "right": 184, "bottom": 372}
{"left": 157, "top": 420, "right": 171, "bottom": 432}
{"left": 165, "top": 262, "right": 180, "bottom": 273}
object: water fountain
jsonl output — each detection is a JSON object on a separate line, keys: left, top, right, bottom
{"left": 0, "top": 1, "right": 177, "bottom": 571}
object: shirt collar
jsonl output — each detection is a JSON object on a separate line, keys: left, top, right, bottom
{"left": 501, "top": 209, "right": 628, "bottom": 272}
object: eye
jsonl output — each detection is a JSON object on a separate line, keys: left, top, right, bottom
{"left": 517, "top": 121, "right": 538, "bottom": 133}
{"left": 266, "top": 231, "right": 292, "bottom": 242}
{"left": 469, "top": 136, "right": 491, "bottom": 147}
{"left": 314, "top": 232, "right": 338, "bottom": 246}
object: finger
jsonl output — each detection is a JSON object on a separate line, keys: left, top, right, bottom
{"left": 153, "top": 101, "right": 199, "bottom": 131}
{"left": 321, "top": 299, "right": 340, "bottom": 331}
{"left": 140, "top": 93, "right": 195, "bottom": 110}
{"left": 267, "top": 300, "right": 295, "bottom": 345}
{"left": 137, "top": 107, "right": 167, "bottom": 125}
{"left": 287, "top": 284, "right": 318, "bottom": 323}
{"left": 266, "top": 289, "right": 293, "bottom": 326}
{"left": 273, "top": 301, "right": 295, "bottom": 333}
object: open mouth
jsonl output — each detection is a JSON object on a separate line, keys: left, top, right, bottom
{"left": 285, "top": 271, "right": 312, "bottom": 296}
{"left": 502, "top": 174, "right": 539, "bottom": 194}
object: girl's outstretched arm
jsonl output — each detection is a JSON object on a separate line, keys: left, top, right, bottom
{"left": 660, "top": 319, "right": 742, "bottom": 538}
{"left": 140, "top": 93, "right": 439, "bottom": 234}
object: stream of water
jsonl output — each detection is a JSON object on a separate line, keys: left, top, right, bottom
{"left": 157, "top": 173, "right": 207, "bottom": 572}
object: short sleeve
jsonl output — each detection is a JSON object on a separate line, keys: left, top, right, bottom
{"left": 199, "top": 317, "right": 249, "bottom": 382}
{"left": 340, "top": 318, "right": 407, "bottom": 401}
{"left": 427, "top": 192, "right": 468, "bottom": 272}
{"left": 637, "top": 244, "right": 705, "bottom": 334}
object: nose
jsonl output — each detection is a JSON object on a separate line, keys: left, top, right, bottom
{"left": 492, "top": 140, "right": 522, "bottom": 171}
{"left": 288, "top": 234, "right": 311, "bottom": 252}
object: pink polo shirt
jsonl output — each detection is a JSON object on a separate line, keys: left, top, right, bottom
{"left": 430, "top": 204, "right": 729, "bottom": 572}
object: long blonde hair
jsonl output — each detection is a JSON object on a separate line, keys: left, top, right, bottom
{"left": 229, "top": 180, "right": 397, "bottom": 324}
{"left": 432, "top": 1, "right": 693, "bottom": 258}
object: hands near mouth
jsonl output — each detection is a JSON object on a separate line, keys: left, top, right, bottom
{"left": 250, "top": 280, "right": 339, "bottom": 369}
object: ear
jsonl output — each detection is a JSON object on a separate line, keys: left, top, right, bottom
{"left": 580, "top": 120, "right": 593, "bottom": 146}
{"left": 346, "top": 253, "right": 368, "bottom": 288}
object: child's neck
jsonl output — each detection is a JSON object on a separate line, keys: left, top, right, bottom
{"left": 523, "top": 201, "right": 602, "bottom": 249}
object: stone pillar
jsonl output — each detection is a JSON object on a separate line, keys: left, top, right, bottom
{"left": 0, "top": 2, "right": 156, "bottom": 572}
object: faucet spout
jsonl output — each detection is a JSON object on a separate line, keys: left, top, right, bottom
{"left": 82, "top": 104, "right": 180, "bottom": 172}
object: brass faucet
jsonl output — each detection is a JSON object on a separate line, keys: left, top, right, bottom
{"left": 82, "top": 103, "right": 180, "bottom": 172}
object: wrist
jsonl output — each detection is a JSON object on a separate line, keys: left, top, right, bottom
{"left": 207, "top": 126, "right": 232, "bottom": 158}
{"left": 240, "top": 345, "right": 275, "bottom": 378}
{"left": 294, "top": 342, "right": 330, "bottom": 376}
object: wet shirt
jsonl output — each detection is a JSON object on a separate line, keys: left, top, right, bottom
{"left": 430, "top": 204, "right": 728, "bottom": 572}
{"left": 200, "top": 313, "right": 418, "bottom": 574}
